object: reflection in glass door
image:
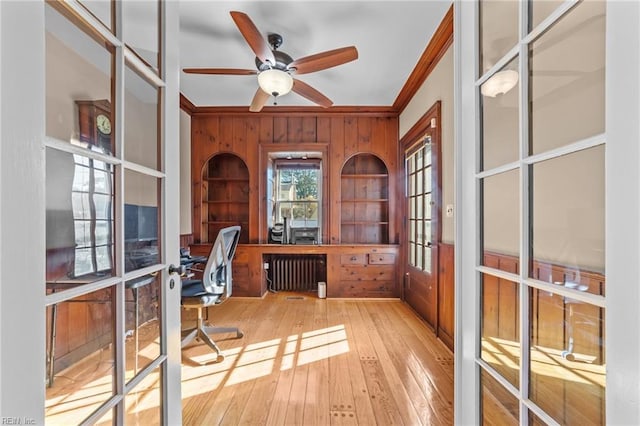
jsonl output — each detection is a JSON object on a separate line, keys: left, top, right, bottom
{"left": 42, "top": 1, "right": 180, "bottom": 424}
{"left": 473, "top": 0, "right": 606, "bottom": 424}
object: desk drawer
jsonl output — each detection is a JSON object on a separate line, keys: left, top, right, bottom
{"left": 341, "top": 254, "right": 367, "bottom": 265}
{"left": 368, "top": 253, "right": 395, "bottom": 265}
{"left": 340, "top": 266, "right": 395, "bottom": 281}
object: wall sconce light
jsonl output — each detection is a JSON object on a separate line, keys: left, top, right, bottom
{"left": 481, "top": 70, "right": 519, "bottom": 97}
{"left": 258, "top": 69, "right": 294, "bottom": 97}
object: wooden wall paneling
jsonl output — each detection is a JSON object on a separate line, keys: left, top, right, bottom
{"left": 302, "top": 116, "right": 317, "bottom": 143}
{"left": 273, "top": 116, "right": 287, "bottom": 143}
{"left": 329, "top": 117, "right": 345, "bottom": 243}
{"left": 383, "top": 117, "right": 400, "bottom": 244}
{"left": 219, "top": 116, "right": 234, "bottom": 151}
{"left": 232, "top": 116, "right": 248, "bottom": 155}
{"left": 180, "top": 234, "right": 194, "bottom": 249}
{"left": 437, "top": 243, "right": 454, "bottom": 349}
{"left": 259, "top": 116, "right": 273, "bottom": 144}
{"left": 482, "top": 254, "right": 500, "bottom": 337}
{"left": 246, "top": 117, "right": 260, "bottom": 242}
{"left": 356, "top": 117, "right": 372, "bottom": 152}
{"left": 287, "top": 116, "right": 303, "bottom": 143}
{"left": 316, "top": 117, "right": 331, "bottom": 143}
{"left": 343, "top": 117, "right": 358, "bottom": 155}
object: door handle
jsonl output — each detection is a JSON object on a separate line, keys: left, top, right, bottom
{"left": 168, "top": 264, "right": 185, "bottom": 275}
{"left": 426, "top": 242, "right": 433, "bottom": 248}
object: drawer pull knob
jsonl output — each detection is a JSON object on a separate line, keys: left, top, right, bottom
{"left": 350, "top": 256, "right": 357, "bottom": 261}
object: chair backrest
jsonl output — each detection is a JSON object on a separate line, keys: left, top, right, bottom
{"left": 202, "top": 226, "right": 241, "bottom": 296}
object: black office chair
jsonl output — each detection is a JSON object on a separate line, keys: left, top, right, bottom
{"left": 181, "top": 226, "right": 243, "bottom": 362}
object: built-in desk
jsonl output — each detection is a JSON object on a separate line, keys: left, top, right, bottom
{"left": 189, "top": 244, "right": 400, "bottom": 298}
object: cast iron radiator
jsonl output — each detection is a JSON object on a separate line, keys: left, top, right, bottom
{"left": 270, "top": 255, "right": 326, "bottom": 291}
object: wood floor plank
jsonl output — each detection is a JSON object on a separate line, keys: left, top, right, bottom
{"left": 48, "top": 292, "right": 456, "bottom": 425}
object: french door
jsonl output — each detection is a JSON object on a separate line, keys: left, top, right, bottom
{"left": 456, "top": 1, "right": 640, "bottom": 425}
{"left": 0, "top": 1, "right": 181, "bottom": 424}
{"left": 403, "top": 102, "right": 442, "bottom": 331}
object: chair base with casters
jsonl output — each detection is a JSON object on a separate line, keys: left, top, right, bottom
{"left": 181, "top": 287, "right": 243, "bottom": 362}
{"left": 180, "top": 226, "right": 243, "bottom": 363}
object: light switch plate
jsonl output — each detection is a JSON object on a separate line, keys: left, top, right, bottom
{"left": 446, "top": 204, "right": 454, "bottom": 217}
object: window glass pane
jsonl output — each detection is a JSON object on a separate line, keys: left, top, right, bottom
{"left": 424, "top": 142, "right": 432, "bottom": 165}
{"left": 425, "top": 193, "right": 432, "bottom": 220}
{"left": 126, "top": 276, "right": 161, "bottom": 382}
{"left": 125, "top": 170, "right": 160, "bottom": 272}
{"left": 529, "top": 0, "right": 565, "bottom": 31}
{"left": 529, "top": 0, "right": 605, "bottom": 155}
{"left": 47, "top": 149, "right": 115, "bottom": 287}
{"left": 125, "top": 367, "right": 162, "bottom": 424}
{"left": 416, "top": 245, "right": 423, "bottom": 270}
{"left": 482, "top": 170, "right": 519, "bottom": 263}
{"left": 416, "top": 195, "right": 423, "bottom": 219}
{"left": 409, "top": 242, "right": 416, "bottom": 265}
{"left": 124, "top": 66, "right": 160, "bottom": 170}
{"left": 530, "top": 146, "right": 604, "bottom": 295}
{"left": 481, "top": 368, "right": 519, "bottom": 425}
{"left": 423, "top": 246, "right": 432, "bottom": 274}
{"left": 416, "top": 169, "right": 423, "bottom": 194}
{"left": 479, "top": 0, "right": 519, "bottom": 74}
{"left": 79, "top": 1, "right": 112, "bottom": 32}
{"left": 481, "top": 57, "right": 520, "bottom": 170}
{"left": 123, "top": 0, "right": 159, "bottom": 71}
{"left": 45, "top": 4, "right": 114, "bottom": 155}
{"left": 482, "top": 274, "right": 520, "bottom": 389}
{"left": 46, "top": 287, "right": 115, "bottom": 424}
{"left": 529, "top": 288, "right": 605, "bottom": 424}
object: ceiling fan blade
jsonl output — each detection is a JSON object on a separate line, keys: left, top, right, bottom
{"left": 288, "top": 46, "right": 358, "bottom": 75}
{"left": 183, "top": 68, "right": 257, "bottom": 75}
{"left": 249, "top": 87, "right": 270, "bottom": 112}
{"left": 292, "top": 79, "right": 333, "bottom": 108}
{"left": 230, "top": 11, "right": 276, "bottom": 66}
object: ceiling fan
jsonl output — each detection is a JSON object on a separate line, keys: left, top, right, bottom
{"left": 183, "top": 11, "right": 359, "bottom": 112}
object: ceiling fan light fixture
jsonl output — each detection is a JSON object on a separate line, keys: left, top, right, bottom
{"left": 481, "top": 70, "right": 519, "bottom": 97}
{"left": 258, "top": 69, "right": 294, "bottom": 97}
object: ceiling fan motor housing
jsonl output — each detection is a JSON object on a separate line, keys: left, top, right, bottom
{"left": 255, "top": 33, "right": 293, "bottom": 71}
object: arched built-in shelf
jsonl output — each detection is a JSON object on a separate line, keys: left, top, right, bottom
{"left": 201, "top": 153, "right": 249, "bottom": 243}
{"left": 340, "top": 154, "right": 389, "bottom": 244}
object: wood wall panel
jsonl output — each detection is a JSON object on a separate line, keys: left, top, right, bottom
{"left": 438, "top": 243, "right": 454, "bottom": 350}
{"left": 191, "top": 112, "right": 399, "bottom": 245}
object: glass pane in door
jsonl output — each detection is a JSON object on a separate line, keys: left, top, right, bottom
{"left": 529, "top": 0, "right": 605, "bottom": 155}
{"left": 481, "top": 57, "right": 519, "bottom": 171}
{"left": 123, "top": 0, "right": 160, "bottom": 71}
{"left": 481, "top": 274, "right": 520, "bottom": 388}
{"left": 125, "top": 275, "right": 162, "bottom": 382}
{"left": 530, "top": 146, "right": 605, "bottom": 294}
{"left": 45, "top": 288, "right": 115, "bottom": 424}
{"left": 124, "top": 170, "right": 160, "bottom": 272}
{"left": 482, "top": 169, "right": 519, "bottom": 264}
{"left": 124, "top": 65, "right": 160, "bottom": 170}
{"left": 481, "top": 369, "right": 519, "bottom": 425}
{"left": 529, "top": 288, "right": 605, "bottom": 424}
{"left": 479, "top": 0, "right": 519, "bottom": 74}
{"left": 45, "top": 3, "right": 113, "bottom": 154}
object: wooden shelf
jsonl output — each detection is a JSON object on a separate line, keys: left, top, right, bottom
{"left": 341, "top": 154, "right": 389, "bottom": 244}
{"left": 201, "top": 153, "right": 250, "bottom": 244}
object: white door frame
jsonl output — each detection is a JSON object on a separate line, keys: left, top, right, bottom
{"left": 454, "top": 0, "right": 640, "bottom": 424}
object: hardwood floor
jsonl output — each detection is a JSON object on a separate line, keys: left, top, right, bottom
{"left": 180, "top": 292, "right": 454, "bottom": 425}
{"left": 46, "top": 292, "right": 454, "bottom": 425}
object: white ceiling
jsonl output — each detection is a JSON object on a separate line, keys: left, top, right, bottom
{"left": 179, "top": 1, "right": 452, "bottom": 108}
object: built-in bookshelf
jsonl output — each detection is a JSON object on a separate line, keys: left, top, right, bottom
{"left": 340, "top": 154, "right": 389, "bottom": 244}
{"left": 201, "top": 153, "right": 249, "bottom": 243}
